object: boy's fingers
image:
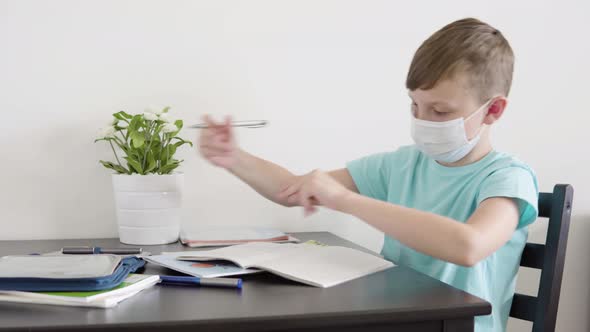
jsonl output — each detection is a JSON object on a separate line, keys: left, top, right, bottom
{"left": 221, "top": 117, "right": 234, "bottom": 141}
{"left": 200, "top": 127, "right": 226, "bottom": 140}
{"left": 212, "top": 133, "right": 232, "bottom": 145}
{"left": 201, "top": 115, "right": 215, "bottom": 126}
{"left": 302, "top": 195, "right": 317, "bottom": 217}
{"left": 200, "top": 137, "right": 234, "bottom": 151}
{"left": 199, "top": 140, "right": 233, "bottom": 151}
{"left": 202, "top": 114, "right": 223, "bottom": 128}
{"left": 219, "top": 129, "right": 232, "bottom": 143}
{"left": 198, "top": 130, "right": 213, "bottom": 141}
{"left": 212, "top": 138, "right": 234, "bottom": 151}
{"left": 199, "top": 146, "right": 233, "bottom": 157}
{"left": 299, "top": 189, "right": 311, "bottom": 213}
{"left": 305, "top": 205, "right": 318, "bottom": 217}
{"left": 200, "top": 132, "right": 231, "bottom": 146}
{"left": 199, "top": 139, "right": 234, "bottom": 152}
{"left": 278, "top": 183, "right": 300, "bottom": 198}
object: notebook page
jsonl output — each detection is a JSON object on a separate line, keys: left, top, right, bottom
{"left": 177, "top": 243, "right": 394, "bottom": 287}
{"left": 254, "top": 244, "right": 394, "bottom": 287}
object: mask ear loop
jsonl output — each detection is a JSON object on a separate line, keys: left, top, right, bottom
{"left": 464, "top": 96, "right": 500, "bottom": 139}
{"left": 465, "top": 97, "right": 496, "bottom": 122}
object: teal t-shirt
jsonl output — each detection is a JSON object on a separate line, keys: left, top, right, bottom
{"left": 346, "top": 145, "right": 538, "bottom": 332}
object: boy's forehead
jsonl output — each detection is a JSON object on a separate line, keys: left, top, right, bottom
{"left": 408, "top": 76, "right": 476, "bottom": 108}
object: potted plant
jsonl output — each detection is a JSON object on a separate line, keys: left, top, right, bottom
{"left": 95, "top": 106, "right": 193, "bottom": 245}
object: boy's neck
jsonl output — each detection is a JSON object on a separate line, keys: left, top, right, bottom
{"left": 437, "top": 129, "right": 493, "bottom": 167}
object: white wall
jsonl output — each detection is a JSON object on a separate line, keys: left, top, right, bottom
{"left": 0, "top": 1, "right": 588, "bottom": 331}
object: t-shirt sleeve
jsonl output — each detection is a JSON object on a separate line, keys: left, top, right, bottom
{"left": 346, "top": 152, "right": 391, "bottom": 201}
{"left": 476, "top": 166, "right": 539, "bottom": 229}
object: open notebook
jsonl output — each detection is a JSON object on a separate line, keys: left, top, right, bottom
{"left": 173, "top": 242, "right": 394, "bottom": 288}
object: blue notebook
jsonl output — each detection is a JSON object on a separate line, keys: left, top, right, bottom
{"left": 0, "top": 256, "right": 145, "bottom": 292}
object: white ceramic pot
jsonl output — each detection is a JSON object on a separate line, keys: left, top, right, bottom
{"left": 112, "top": 173, "right": 184, "bottom": 245}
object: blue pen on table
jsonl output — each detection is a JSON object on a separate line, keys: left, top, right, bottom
{"left": 159, "top": 275, "right": 242, "bottom": 289}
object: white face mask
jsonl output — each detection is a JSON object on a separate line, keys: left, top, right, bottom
{"left": 411, "top": 99, "right": 492, "bottom": 163}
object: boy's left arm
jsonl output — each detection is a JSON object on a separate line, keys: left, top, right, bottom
{"left": 340, "top": 193, "right": 519, "bottom": 267}
{"left": 278, "top": 169, "right": 520, "bottom": 267}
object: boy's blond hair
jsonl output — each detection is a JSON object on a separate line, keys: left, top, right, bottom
{"left": 406, "top": 18, "right": 514, "bottom": 103}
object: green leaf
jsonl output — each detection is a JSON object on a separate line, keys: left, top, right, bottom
{"left": 150, "top": 141, "right": 162, "bottom": 160}
{"left": 168, "top": 144, "right": 177, "bottom": 158}
{"left": 160, "top": 149, "right": 169, "bottom": 167}
{"left": 126, "top": 148, "right": 141, "bottom": 160}
{"left": 99, "top": 160, "right": 115, "bottom": 170}
{"left": 162, "top": 106, "right": 171, "bottom": 113}
{"left": 172, "top": 138, "right": 193, "bottom": 147}
{"left": 119, "top": 111, "right": 133, "bottom": 119}
{"left": 145, "top": 151, "right": 157, "bottom": 173}
{"left": 112, "top": 141, "right": 130, "bottom": 156}
{"left": 99, "top": 161, "right": 128, "bottom": 174}
{"left": 129, "top": 114, "right": 143, "bottom": 132}
{"left": 153, "top": 123, "right": 163, "bottom": 136}
{"left": 161, "top": 120, "right": 183, "bottom": 138}
{"left": 125, "top": 157, "right": 143, "bottom": 174}
{"left": 114, "top": 165, "right": 129, "bottom": 174}
{"left": 113, "top": 112, "right": 128, "bottom": 122}
{"left": 159, "top": 161, "right": 180, "bottom": 174}
{"left": 130, "top": 131, "right": 145, "bottom": 148}
{"left": 174, "top": 119, "right": 183, "bottom": 131}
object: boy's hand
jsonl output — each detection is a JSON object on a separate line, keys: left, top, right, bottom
{"left": 277, "top": 170, "right": 353, "bottom": 217}
{"left": 197, "top": 115, "right": 238, "bottom": 169}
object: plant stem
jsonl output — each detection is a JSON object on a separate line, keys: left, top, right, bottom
{"left": 119, "top": 131, "right": 127, "bottom": 145}
{"left": 109, "top": 140, "right": 128, "bottom": 173}
{"left": 166, "top": 136, "right": 170, "bottom": 170}
{"left": 112, "top": 136, "right": 129, "bottom": 155}
{"left": 157, "top": 131, "right": 165, "bottom": 174}
{"left": 142, "top": 121, "right": 156, "bottom": 171}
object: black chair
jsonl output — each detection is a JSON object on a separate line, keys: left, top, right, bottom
{"left": 509, "top": 184, "right": 574, "bottom": 332}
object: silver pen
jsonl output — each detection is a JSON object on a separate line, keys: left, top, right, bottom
{"left": 189, "top": 120, "right": 268, "bottom": 129}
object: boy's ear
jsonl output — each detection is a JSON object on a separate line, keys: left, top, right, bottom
{"left": 483, "top": 97, "right": 508, "bottom": 125}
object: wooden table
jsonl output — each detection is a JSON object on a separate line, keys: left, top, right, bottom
{"left": 0, "top": 232, "right": 491, "bottom": 331}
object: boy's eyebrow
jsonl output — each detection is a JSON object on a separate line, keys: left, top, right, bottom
{"left": 407, "top": 94, "right": 456, "bottom": 110}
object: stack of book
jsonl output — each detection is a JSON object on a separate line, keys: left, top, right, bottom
{"left": 0, "top": 254, "right": 157, "bottom": 308}
{"left": 0, "top": 274, "right": 159, "bottom": 308}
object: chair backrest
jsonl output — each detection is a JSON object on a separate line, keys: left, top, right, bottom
{"left": 509, "top": 184, "right": 574, "bottom": 332}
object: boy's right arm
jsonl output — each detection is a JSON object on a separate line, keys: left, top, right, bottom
{"left": 228, "top": 148, "right": 299, "bottom": 206}
{"left": 197, "top": 115, "right": 358, "bottom": 207}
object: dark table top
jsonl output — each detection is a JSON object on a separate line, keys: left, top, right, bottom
{"left": 0, "top": 232, "right": 491, "bottom": 331}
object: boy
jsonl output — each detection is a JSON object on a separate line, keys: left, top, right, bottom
{"left": 197, "top": 18, "right": 538, "bottom": 332}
